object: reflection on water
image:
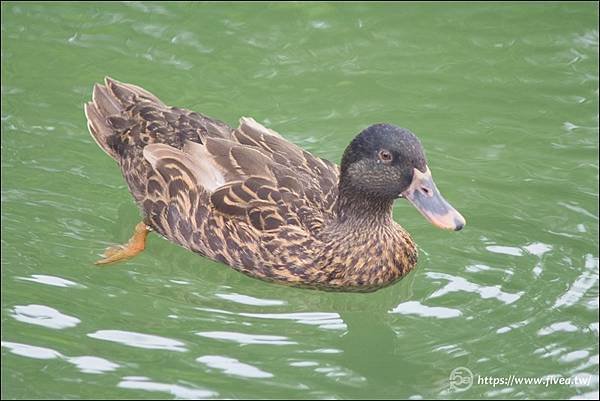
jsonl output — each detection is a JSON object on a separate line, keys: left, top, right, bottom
{"left": 117, "top": 377, "right": 217, "bottom": 399}
{"left": 67, "top": 356, "right": 121, "bottom": 374}
{"left": 11, "top": 304, "right": 81, "bottom": 329}
{"left": 87, "top": 330, "right": 187, "bottom": 352}
{"left": 426, "top": 272, "right": 523, "bottom": 304}
{"left": 2, "top": 341, "right": 120, "bottom": 374}
{"left": 2, "top": 341, "right": 61, "bottom": 360}
{"left": 485, "top": 245, "right": 524, "bottom": 256}
{"left": 553, "top": 254, "right": 598, "bottom": 309}
{"left": 215, "top": 292, "right": 287, "bottom": 306}
{"left": 538, "top": 321, "right": 579, "bottom": 336}
{"left": 16, "top": 274, "right": 84, "bottom": 288}
{"left": 238, "top": 311, "right": 347, "bottom": 330}
{"left": 196, "top": 355, "right": 274, "bottom": 378}
{"left": 389, "top": 301, "right": 462, "bottom": 319}
{"left": 196, "top": 331, "right": 297, "bottom": 345}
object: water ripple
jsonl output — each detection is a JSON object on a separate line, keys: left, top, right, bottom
{"left": 66, "top": 356, "right": 121, "bottom": 374}
{"left": 496, "top": 319, "right": 530, "bottom": 334}
{"left": 558, "top": 202, "right": 599, "bottom": 221}
{"left": 170, "top": 31, "right": 214, "bottom": 53}
{"left": 118, "top": 376, "right": 216, "bottom": 399}
{"left": 486, "top": 245, "right": 524, "bottom": 256}
{"left": 16, "top": 274, "right": 84, "bottom": 288}
{"left": 553, "top": 254, "right": 599, "bottom": 309}
{"left": 426, "top": 272, "right": 523, "bottom": 304}
{"left": 538, "top": 321, "right": 579, "bottom": 336}
{"left": 214, "top": 292, "right": 286, "bottom": 306}
{"left": 389, "top": 301, "right": 462, "bottom": 319}
{"left": 197, "top": 355, "right": 273, "bottom": 378}
{"left": 11, "top": 304, "right": 80, "bottom": 329}
{"left": 87, "top": 330, "right": 187, "bottom": 352}
{"left": 1, "top": 341, "right": 61, "bottom": 360}
{"left": 289, "top": 360, "right": 319, "bottom": 367}
{"left": 125, "top": 2, "right": 171, "bottom": 16}
{"left": 196, "top": 331, "right": 296, "bottom": 345}
{"left": 524, "top": 242, "right": 553, "bottom": 257}
{"left": 560, "top": 350, "right": 591, "bottom": 363}
{"left": 238, "top": 312, "right": 347, "bottom": 330}
{"left": 199, "top": 307, "right": 348, "bottom": 330}
{"left": 2, "top": 341, "right": 119, "bottom": 374}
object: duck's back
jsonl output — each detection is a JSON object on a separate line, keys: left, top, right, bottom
{"left": 85, "top": 77, "right": 340, "bottom": 282}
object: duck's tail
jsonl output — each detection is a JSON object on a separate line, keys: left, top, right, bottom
{"left": 84, "top": 76, "right": 165, "bottom": 160}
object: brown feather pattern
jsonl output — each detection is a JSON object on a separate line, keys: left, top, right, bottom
{"left": 85, "top": 77, "right": 417, "bottom": 292}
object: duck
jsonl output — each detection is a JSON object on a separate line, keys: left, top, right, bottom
{"left": 85, "top": 77, "right": 465, "bottom": 292}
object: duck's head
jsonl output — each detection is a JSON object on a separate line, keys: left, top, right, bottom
{"left": 339, "top": 123, "right": 466, "bottom": 231}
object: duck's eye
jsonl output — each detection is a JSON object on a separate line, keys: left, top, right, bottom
{"left": 378, "top": 149, "right": 393, "bottom": 163}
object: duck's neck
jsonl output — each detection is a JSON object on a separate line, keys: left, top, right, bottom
{"left": 312, "top": 184, "right": 416, "bottom": 292}
{"left": 334, "top": 185, "right": 395, "bottom": 228}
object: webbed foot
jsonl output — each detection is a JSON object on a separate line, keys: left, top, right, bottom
{"left": 95, "top": 222, "right": 150, "bottom": 265}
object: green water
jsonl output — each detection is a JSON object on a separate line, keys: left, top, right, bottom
{"left": 1, "top": 2, "right": 598, "bottom": 399}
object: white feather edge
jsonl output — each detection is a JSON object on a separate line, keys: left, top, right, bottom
{"left": 239, "top": 116, "right": 283, "bottom": 138}
{"left": 143, "top": 142, "right": 226, "bottom": 192}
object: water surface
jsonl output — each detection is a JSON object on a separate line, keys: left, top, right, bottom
{"left": 2, "top": 2, "right": 598, "bottom": 399}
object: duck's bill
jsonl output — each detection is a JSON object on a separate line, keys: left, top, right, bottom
{"left": 401, "top": 167, "right": 466, "bottom": 231}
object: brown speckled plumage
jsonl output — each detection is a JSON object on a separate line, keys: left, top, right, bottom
{"left": 85, "top": 77, "right": 427, "bottom": 292}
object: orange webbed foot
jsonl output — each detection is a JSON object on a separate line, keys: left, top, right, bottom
{"left": 95, "top": 222, "right": 150, "bottom": 265}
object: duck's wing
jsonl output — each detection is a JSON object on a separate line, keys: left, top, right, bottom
{"left": 230, "top": 117, "right": 339, "bottom": 213}
{"left": 143, "top": 139, "right": 326, "bottom": 280}
{"left": 141, "top": 126, "right": 339, "bottom": 253}
{"left": 200, "top": 135, "right": 328, "bottom": 234}
{"left": 86, "top": 77, "right": 338, "bottom": 212}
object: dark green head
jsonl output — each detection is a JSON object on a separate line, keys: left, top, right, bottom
{"left": 340, "top": 124, "right": 427, "bottom": 198}
{"left": 339, "top": 123, "right": 465, "bottom": 231}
